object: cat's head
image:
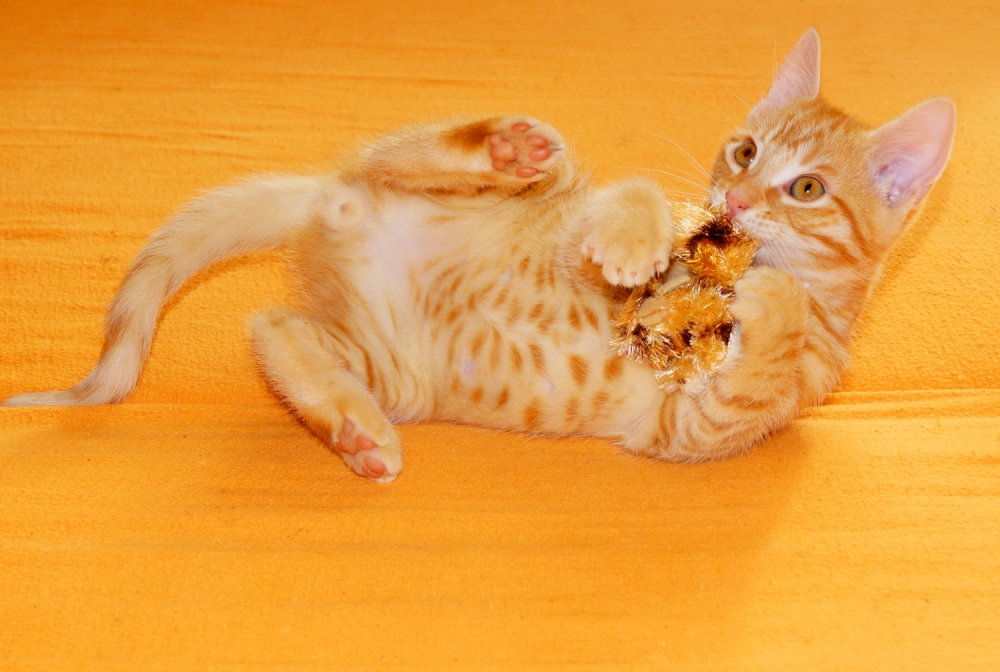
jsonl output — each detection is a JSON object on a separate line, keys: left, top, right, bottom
{"left": 709, "top": 29, "right": 955, "bottom": 274}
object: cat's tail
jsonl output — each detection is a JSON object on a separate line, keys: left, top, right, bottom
{"left": 3, "top": 174, "right": 330, "bottom": 407}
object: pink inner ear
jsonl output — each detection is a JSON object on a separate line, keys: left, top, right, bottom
{"left": 750, "top": 28, "right": 821, "bottom": 117}
{"left": 870, "top": 98, "right": 957, "bottom": 208}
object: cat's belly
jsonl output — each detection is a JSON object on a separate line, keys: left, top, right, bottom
{"left": 413, "top": 258, "right": 663, "bottom": 439}
{"left": 310, "top": 186, "right": 664, "bottom": 438}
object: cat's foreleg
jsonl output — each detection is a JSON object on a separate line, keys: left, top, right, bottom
{"left": 646, "top": 267, "right": 810, "bottom": 461}
{"left": 577, "top": 178, "right": 674, "bottom": 287}
{"left": 250, "top": 309, "right": 403, "bottom": 483}
{"left": 353, "top": 116, "right": 569, "bottom": 193}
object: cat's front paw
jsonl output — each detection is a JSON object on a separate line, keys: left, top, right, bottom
{"left": 582, "top": 227, "right": 671, "bottom": 287}
{"left": 580, "top": 179, "right": 674, "bottom": 287}
{"left": 488, "top": 117, "right": 564, "bottom": 181}
{"left": 729, "top": 267, "right": 809, "bottom": 350}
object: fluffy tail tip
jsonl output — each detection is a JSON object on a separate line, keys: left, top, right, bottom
{"left": 1, "top": 390, "right": 88, "bottom": 407}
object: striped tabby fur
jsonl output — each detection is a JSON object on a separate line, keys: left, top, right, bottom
{"left": 4, "top": 30, "right": 956, "bottom": 482}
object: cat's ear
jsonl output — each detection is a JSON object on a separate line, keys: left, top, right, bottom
{"left": 869, "top": 98, "right": 957, "bottom": 210}
{"left": 750, "top": 28, "right": 821, "bottom": 118}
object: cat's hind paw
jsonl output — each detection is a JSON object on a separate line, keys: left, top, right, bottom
{"left": 249, "top": 309, "right": 403, "bottom": 483}
{"left": 489, "top": 117, "right": 564, "bottom": 181}
{"left": 334, "top": 417, "right": 403, "bottom": 484}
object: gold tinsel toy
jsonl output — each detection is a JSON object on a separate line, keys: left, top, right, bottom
{"left": 610, "top": 203, "right": 759, "bottom": 390}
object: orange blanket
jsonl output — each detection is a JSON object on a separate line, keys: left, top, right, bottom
{"left": 2, "top": 0, "right": 998, "bottom": 668}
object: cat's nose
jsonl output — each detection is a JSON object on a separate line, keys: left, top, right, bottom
{"left": 726, "top": 190, "right": 751, "bottom": 219}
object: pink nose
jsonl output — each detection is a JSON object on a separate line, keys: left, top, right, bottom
{"left": 726, "top": 190, "right": 751, "bottom": 219}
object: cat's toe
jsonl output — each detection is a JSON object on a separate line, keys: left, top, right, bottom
{"left": 581, "top": 233, "right": 667, "bottom": 287}
{"left": 335, "top": 418, "right": 402, "bottom": 483}
{"left": 604, "top": 262, "right": 650, "bottom": 287}
{"left": 490, "top": 117, "right": 564, "bottom": 181}
{"left": 341, "top": 443, "right": 402, "bottom": 483}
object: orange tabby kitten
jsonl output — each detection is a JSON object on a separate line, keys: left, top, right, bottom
{"left": 3, "top": 30, "right": 955, "bottom": 483}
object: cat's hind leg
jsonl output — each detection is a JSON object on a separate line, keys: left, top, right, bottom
{"left": 250, "top": 309, "right": 402, "bottom": 482}
{"left": 354, "top": 116, "right": 569, "bottom": 193}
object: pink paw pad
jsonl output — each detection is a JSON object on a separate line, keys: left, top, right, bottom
{"left": 488, "top": 119, "right": 560, "bottom": 180}
{"left": 336, "top": 419, "right": 387, "bottom": 477}
{"left": 363, "top": 456, "right": 387, "bottom": 477}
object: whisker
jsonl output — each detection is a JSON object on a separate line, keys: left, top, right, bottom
{"left": 662, "top": 194, "right": 707, "bottom": 201}
{"left": 641, "top": 169, "right": 710, "bottom": 192}
{"left": 849, "top": 83, "right": 870, "bottom": 118}
{"left": 639, "top": 160, "right": 705, "bottom": 185}
{"left": 731, "top": 91, "right": 752, "bottom": 112}
{"left": 647, "top": 165, "right": 709, "bottom": 186}
{"left": 627, "top": 167, "right": 711, "bottom": 192}
{"left": 645, "top": 131, "right": 713, "bottom": 181}
{"left": 659, "top": 189, "right": 708, "bottom": 200}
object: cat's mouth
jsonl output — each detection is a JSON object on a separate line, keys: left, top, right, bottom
{"left": 727, "top": 210, "right": 758, "bottom": 239}
{"left": 727, "top": 213, "right": 782, "bottom": 267}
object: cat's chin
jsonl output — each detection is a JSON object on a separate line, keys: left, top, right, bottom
{"left": 748, "top": 242, "right": 785, "bottom": 270}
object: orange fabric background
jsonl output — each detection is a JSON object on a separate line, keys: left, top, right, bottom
{"left": 1, "top": 0, "right": 998, "bottom": 669}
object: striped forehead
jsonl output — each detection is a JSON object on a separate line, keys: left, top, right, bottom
{"left": 768, "top": 100, "right": 856, "bottom": 142}
{"left": 752, "top": 118, "right": 850, "bottom": 184}
{"left": 760, "top": 140, "right": 836, "bottom": 187}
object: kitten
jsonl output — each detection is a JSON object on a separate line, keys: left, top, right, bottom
{"left": 3, "top": 30, "right": 955, "bottom": 483}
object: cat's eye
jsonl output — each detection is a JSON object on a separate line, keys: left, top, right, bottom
{"left": 733, "top": 140, "right": 757, "bottom": 168}
{"left": 788, "top": 175, "right": 826, "bottom": 201}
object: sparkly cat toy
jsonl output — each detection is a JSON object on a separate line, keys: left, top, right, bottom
{"left": 610, "top": 203, "right": 758, "bottom": 390}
